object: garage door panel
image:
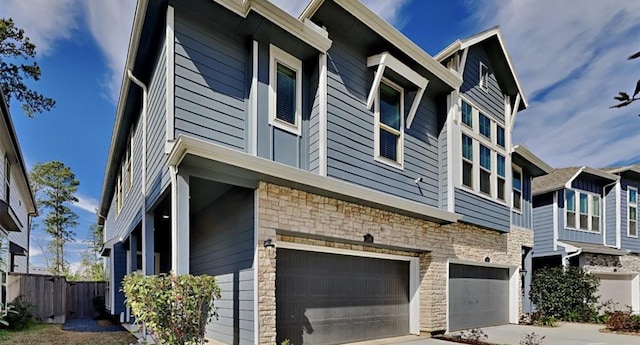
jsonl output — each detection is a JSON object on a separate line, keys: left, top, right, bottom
{"left": 449, "top": 264, "right": 509, "bottom": 331}
{"left": 276, "top": 249, "right": 409, "bottom": 345}
{"left": 595, "top": 274, "right": 633, "bottom": 311}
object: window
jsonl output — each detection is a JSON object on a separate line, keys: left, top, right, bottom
{"left": 479, "top": 113, "right": 491, "bottom": 139}
{"left": 461, "top": 101, "right": 472, "bottom": 128}
{"left": 269, "top": 44, "right": 302, "bottom": 135}
{"left": 375, "top": 80, "right": 404, "bottom": 166}
{"left": 479, "top": 145, "right": 491, "bottom": 195}
{"left": 513, "top": 167, "right": 522, "bottom": 211}
{"left": 462, "top": 134, "right": 473, "bottom": 188}
{"left": 497, "top": 154, "right": 506, "bottom": 201}
{"left": 3, "top": 156, "right": 9, "bottom": 202}
{"left": 116, "top": 173, "right": 122, "bottom": 214}
{"left": 629, "top": 187, "right": 638, "bottom": 237}
{"left": 497, "top": 125, "right": 505, "bottom": 148}
{"left": 565, "top": 189, "right": 600, "bottom": 232}
{"left": 125, "top": 128, "right": 134, "bottom": 192}
{"left": 479, "top": 62, "right": 489, "bottom": 91}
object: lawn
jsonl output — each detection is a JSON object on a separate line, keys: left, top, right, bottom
{"left": 0, "top": 323, "right": 137, "bottom": 345}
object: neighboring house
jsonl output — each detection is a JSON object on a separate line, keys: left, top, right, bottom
{"left": 98, "top": 0, "right": 546, "bottom": 343}
{"left": 532, "top": 165, "right": 640, "bottom": 313}
{"left": 0, "top": 89, "right": 38, "bottom": 301}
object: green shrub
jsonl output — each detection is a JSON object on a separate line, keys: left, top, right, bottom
{"left": 536, "top": 315, "right": 558, "bottom": 327}
{"left": 606, "top": 310, "right": 639, "bottom": 331}
{"left": 122, "top": 273, "right": 221, "bottom": 345}
{"left": 529, "top": 267, "right": 599, "bottom": 321}
{"left": 520, "top": 332, "right": 545, "bottom": 345}
{"left": 2, "top": 296, "right": 36, "bottom": 330}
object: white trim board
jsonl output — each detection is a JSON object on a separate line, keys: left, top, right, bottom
{"left": 277, "top": 241, "right": 420, "bottom": 335}
{"left": 269, "top": 44, "right": 303, "bottom": 136}
{"left": 165, "top": 5, "right": 175, "bottom": 150}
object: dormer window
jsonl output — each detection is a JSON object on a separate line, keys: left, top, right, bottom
{"left": 269, "top": 44, "right": 302, "bottom": 135}
{"left": 565, "top": 188, "right": 600, "bottom": 232}
{"left": 479, "top": 62, "right": 489, "bottom": 91}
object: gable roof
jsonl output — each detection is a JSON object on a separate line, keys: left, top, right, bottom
{"left": 435, "top": 26, "right": 527, "bottom": 111}
{"left": 532, "top": 166, "right": 619, "bottom": 196}
{"left": 512, "top": 144, "right": 552, "bottom": 177}
{"left": 299, "top": 0, "right": 461, "bottom": 90}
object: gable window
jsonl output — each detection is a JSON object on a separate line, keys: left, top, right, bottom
{"left": 462, "top": 134, "right": 473, "bottom": 188}
{"left": 565, "top": 189, "right": 600, "bottom": 232}
{"left": 4, "top": 156, "right": 9, "bottom": 202}
{"left": 461, "top": 101, "right": 473, "bottom": 127}
{"left": 629, "top": 187, "right": 638, "bottom": 237}
{"left": 497, "top": 125, "right": 505, "bottom": 148}
{"left": 479, "top": 145, "right": 491, "bottom": 195}
{"left": 497, "top": 154, "right": 506, "bottom": 201}
{"left": 512, "top": 167, "right": 522, "bottom": 211}
{"left": 479, "top": 113, "right": 491, "bottom": 139}
{"left": 375, "top": 80, "right": 404, "bottom": 167}
{"left": 479, "top": 62, "right": 489, "bottom": 91}
{"left": 269, "top": 44, "right": 302, "bottom": 135}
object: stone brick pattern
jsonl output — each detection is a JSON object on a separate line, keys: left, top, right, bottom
{"left": 256, "top": 182, "right": 531, "bottom": 343}
{"left": 582, "top": 252, "right": 640, "bottom": 273}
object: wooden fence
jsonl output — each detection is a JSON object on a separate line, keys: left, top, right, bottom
{"left": 6, "top": 273, "right": 106, "bottom": 323}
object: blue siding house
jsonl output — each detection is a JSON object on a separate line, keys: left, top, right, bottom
{"left": 98, "top": 0, "right": 549, "bottom": 342}
{"left": 532, "top": 165, "right": 640, "bottom": 313}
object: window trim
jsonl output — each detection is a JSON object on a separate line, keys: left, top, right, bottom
{"left": 116, "top": 172, "right": 123, "bottom": 216}
{"left": 628, "top": 186, "right": 638, "bottom": 238}
{"left": 564, "top": 188, "right": 601, "bottom": 233}
{"left": 479, "top": 62, "right": 489, "bottom": 92}
{"left": 479, "top": 144, "right": 491, "bottom": 196}
{"left": 4, "top": 156, "right": 9, "bottom": 203}
{"left": 512, "top": 165, "right": 523, "bottom": 213}
{"left": 496, "top": 154, "right": 506, "bottom": 202}
{"left": 125, "top": 128, "right": 134, "bottom": 194}
{"left": 461, "top": 134, "right": 474, "bottom": 189}
{"left": 269, "top": 44, "right": 302, "bottom": 136}
{"left": 374, "top": 78, "right": 404, "bottom": 169}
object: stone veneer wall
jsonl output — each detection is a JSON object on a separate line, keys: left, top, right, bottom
{"left": 256, "top": 182, "right": 532, "bottom": 344}
{"left": 582, "top": 252, "right": 640, "bottom": 273}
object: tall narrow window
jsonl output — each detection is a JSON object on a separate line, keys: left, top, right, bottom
{"left": 629, "top": 187, "right": 638, "bottom": 237}
{"left": 497, "top": 125, "right": 505, "bottom": 148}
{"left": 497, "top": 154, "right": 506, "bottom": 201}
{"left": 116, "top": 173, "right": 122, "bottom": 214}
{"left": 462, "top": 134, "right": 473, "bottom": 188}
{"left": 513, "top": 168, "right": 522, "bottom": 211}
{"left": 479, "top": 113, "right": 491, "bottom": 139}
{"left": 479, "top": 62, "right": 489, "bottom": 91}
{"left": 461, "top": 100, "right": 473, "bottom": 128}
{"left": 126, "top": 128, "right": 133, "bottom": 192}
{"left": 591, "top": 195, "right": 600, "bottom": 232}
{"left": 375, "top": 81, "right": 403, "bottom": 165}
{"left": 4, "top": 156, "right": 9, "bottom": 202}
{"left": 566, "top": 189, "right": 576, "bottom": 228}
{"left": 479, "top": 145, "right": 491, "bottom": 195}
{"left": 269, "top": 45, "right": 302, "bottom": 135}
{"left": 579, "top": 193, "right": 589, "bottom": 231}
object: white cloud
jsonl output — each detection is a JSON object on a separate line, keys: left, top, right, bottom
{"left": 268, "top": 0, "right": 411, "bottom": 26}
{"left": 74, "top": 194, "right": 99, "bottom": 214}
{"left": 2, "top": 0, "right": 79, "bottom": 56}
{"left": 466, "top": 0, "right": 640, "bottom": 167}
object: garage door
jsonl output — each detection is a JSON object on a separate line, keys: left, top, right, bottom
{"left": 595, "top": 274, "right": 633, "bottom": 311}
{"left": 449, "top": 264, "right": 510, "bottom": 331}
{"left": 276, "top": 249, "right": 410, "bottom": 345}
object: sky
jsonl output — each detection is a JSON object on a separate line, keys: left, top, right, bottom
{"left": 2, "top": 0, "right": 639, "bottom": 271}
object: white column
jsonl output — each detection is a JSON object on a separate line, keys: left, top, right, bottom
{"left": 142, "top": 211, "right": 155, "bottom": 275}
{"left": 171, "top": 166, "right": 190, "bottom": 274}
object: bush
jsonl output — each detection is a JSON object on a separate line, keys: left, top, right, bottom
{"left": 2, "top": 296, "right": 36, "bottom": 330}
{"left": 606, "top": 310, "right": 639, "bottom": 331}
{"left": 536, "top": 315, "right": 557, "bottom": 327}
{"left": 520, "top": 332, "right": 545, "bottom": 345}
{"left": 529, "top": 267, "right": 599, "bottom": 321}
{"left": 122, "top": 273, "right": 221, "bottom": 345}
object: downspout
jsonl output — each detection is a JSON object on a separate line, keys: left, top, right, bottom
{"left": 126, "top": 70, "right": 148, "bottom": 199}
{"left": 563, "top": 248, "right": 582, "bottom": 267}
{"left": 602, "top": 180, "right": 618, "bottom": 247}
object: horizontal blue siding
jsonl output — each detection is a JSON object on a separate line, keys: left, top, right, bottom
{"left": 112, "top": 243, "right": 127, "bottom": 315}
{"left": 438, "top": 123, "right": 448, "bottom": 209}
{"left": 173, "top": 10, "right": 247, "bottom": 151}
{"left": 556, "top": 190, "right": 603, "bottom": 244}
{"left": 621, "top": 179, "right": 640, "bottom": 252}
{"left": 461, "top": 46, "right": 504, "bottom": 124}
{"left": 532, "top": 193, "right": 555, "bottom": 256}
{"left": 454, "top": 188, "right": 510, "bottom": 232}
{"left": 325, "top": 32, "right": 440, "bottom": 207}
{"left": 512, "top": 170, "right": 533, "bottom": 229}
{"left": 605, "top": 185, "right": 617, "bottom": 247}
{"left": 308, "top": 65, "right": 321, "bottom": 173}
{"left": 190, "top": 187, "right": 255, "bottom": 344}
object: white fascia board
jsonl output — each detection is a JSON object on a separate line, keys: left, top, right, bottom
{"left": 168, "top": 135, "right": 462, "bottom": 224}
{"left": 511, "top": 145, "right": 553, "bottom": 174}
{"left": 557, "top": 241, "right": 580, "bottom": 253}
{"left": 434, "top": 40, "right": 462, "bottom": 62}
{"left": 582, "top": 167, "right": 620, "bottom": 182}
{"left": 564, "top": 167, "right": 586, "bottom": 189}
{"left": 553, "top": 191, "right": 558, "bottom": 251}
{"left": 616, "top": 182, "right": 622, "bottom": 248}
{"left": 366, "top": 52, "right": 429, "bottom": 129}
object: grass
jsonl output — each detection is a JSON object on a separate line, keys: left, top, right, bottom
{"left": 0, "top": 323, "right": 137, "bottom": 345}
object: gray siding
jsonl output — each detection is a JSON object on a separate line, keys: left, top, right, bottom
{"left": 532, "top": 192, "right": 555, "bottom": 256}
{"left": 438, "top": 118, "right": 448, "bottom": 209}
{"left": 461, "top": 46, "right": 504, "bottom": 124}
{"left": 190, "top": 187, "right": 254, "bottom": 344}
{"left": 174, "top": 10, "right": 248, "bottom": 152}
{"left": 512, "top": 171, "right": 533, "bottom": 229}
{"left": 308, "top": 63, "right": 321, "bottom": 173}
{"left": 557, "top": 188, "right": 603, "bottom": 244}
{"left": 621, "top": 179, "right": 640, "bottom": 252}
{"left": 454, "top": 188, "right": 510, "bottom": 232}
{"left": 325, "top": 32, "right": 440, "bottom": 206}
{"left": 605, "top": 185, "right": 617, "bottom": 247}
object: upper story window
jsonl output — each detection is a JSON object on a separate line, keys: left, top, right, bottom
{"left": 565, "top": 189, "right": 600, "bottom": 232}
{"left": 512, "top": 166, "right": 522, "bottom": 211}
{"left": 479, "top": 144, "right": 491, "bottom": 195}
{"left": 497, "top": 125, "right": 505, "bottom": 148}
{"left": 4, "top": 156, "right": 9, "bottom": 202}
{"left": 462, "top": 134, "right": 473, "bottom": 188}
{"left": 124, "top": 128, "right": 133, "bottom": 193}
{"left": 479, "top": 113, "right": 491, "bottom": 139}
{"left": 269, "top": 44, "right": 302, "bottom": 135}
{"left": 479, "top": 62, "right": 489, "bottom": 91}
{"left": 375, "top": 80, "right": 404, "bottom": 167}
{"left": 497, "top": 154, "right": 506, "bottom": 201}
{"left": 461, "top": 101, "right": 473, "bottom": 128}
{"left": 629, "top": 187, "right": 638, "bottom": 237}
{"left": 116, "top": 173, "right": 123, "bottom": 215}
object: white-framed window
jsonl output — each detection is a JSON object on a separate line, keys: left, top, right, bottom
{"left": 461, "top": 100, "right": 472, "bottom": 128}
{"left": 374, "top": 79, "right": 404, "bottom": 168}
{"left": 497, "top": 154, "right": 506, "bottom": 201}
{"left": 479, "top": 144, "right": 491, "bottom": 195}
{"left": 512, "top": 166, "right": 522, "bottom": 212}
{"left": 3, "top": 156, "right": 9, "bottom": 202}
{"left": 125, "top": 128, "right": 134, "bottom": 193}
{"left": 116, "top": 173, "right": 123, "bottom": 215}
{"left": 479, "top": 113, "right": 491, "bottom": 139}
{"left": 462, "top": 134, "right": 473, "bottom": 188}
{"left": 269, "top": 44, "right": 302, "bottom": 136}
{"left": 479, "top": 62, "right": 489, "bottom": 91}
{"left": 497, "top": 125, "right": 505, "bottom": 148}
{"left": 565, "top": 188, "right": 601, "bottom": 232}
{"left": 629, "top": 186, "right": 638, "bottom": 237}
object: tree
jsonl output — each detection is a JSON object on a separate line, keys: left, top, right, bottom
{"left": 0, "top": 18, "right": 56, "bottom": 117}
{"left": 71, "top": 219, "right": 105, "bottom": 281}
{"left": 29, "top": 161, "right": 79, "bottom": 276}
{"left": 611, "top": 51, "right": 640, "bottom": 115}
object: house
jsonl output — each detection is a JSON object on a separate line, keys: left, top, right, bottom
{"left": 98, "top": 0, "right": 548, "bottom": 342}
{"left": 0, "top": 88, "right": 38, "bottom": 299}
{"left": 532, "top": 165, "right": 640, "bottom": 313}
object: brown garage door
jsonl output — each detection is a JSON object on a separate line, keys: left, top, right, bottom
{"left": 276, "top": 249, "right": 410, "bottom": 345}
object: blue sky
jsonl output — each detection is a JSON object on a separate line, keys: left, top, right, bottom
{"left": 4, "top": 0, "right": 640, "bottom": 271}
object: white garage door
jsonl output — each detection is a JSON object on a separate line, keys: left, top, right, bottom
{"left": 595, "top": 273, "right": 633, "bottom": 311}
